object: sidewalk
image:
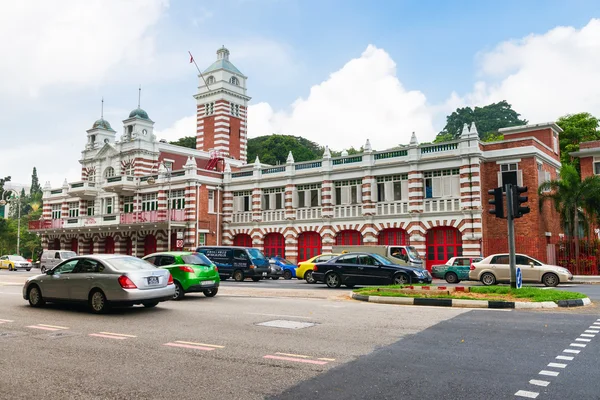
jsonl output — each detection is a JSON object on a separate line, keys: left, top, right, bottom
{"left": 572, "top": 275, "right": 600, "bottom": 284}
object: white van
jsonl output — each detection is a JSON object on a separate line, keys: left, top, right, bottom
{"left": 40, "top": 250, "right": 77, "bottom": 273}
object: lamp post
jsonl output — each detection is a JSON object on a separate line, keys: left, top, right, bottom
{"left": 0, "top": 189, "right": 21, "bottom": 255}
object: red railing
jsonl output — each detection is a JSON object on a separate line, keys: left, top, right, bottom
{"left": 28, "top": 219, "right": 64, "bottom": 230}
{"left": 119, "top": 209, "right": 186, "bottom": 224}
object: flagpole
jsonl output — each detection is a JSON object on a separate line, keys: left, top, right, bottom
{"left": 189, "top": 51, "right": 211, "bottom": 91}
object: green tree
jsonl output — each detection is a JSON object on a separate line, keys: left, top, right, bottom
{"left": 169, "top": 136, "right": 196, "bottom": 149}
{"left": 437, "top": 100, "right": 527, "bottom": 141}
{"left": 539, "top": 164, "right": 600, "bottom": 267}
{"left": 30, "top": 167, "right": 42, "bottom": 196}
{"left": 556, "top": 113, "right": 600, "bottom": 170}
{"left": 247, "top": 135, "right": 323, "bottom": 165}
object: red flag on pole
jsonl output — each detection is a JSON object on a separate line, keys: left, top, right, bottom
{"left": 189, "top": 53, "right": 194, "bottom": 63}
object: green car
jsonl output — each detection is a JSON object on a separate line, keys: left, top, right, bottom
{"left": 431, "top": 256, "right": 482, "bottom": 283}
{"left": 143, "top": 252, "right": 220, "bottom": 300}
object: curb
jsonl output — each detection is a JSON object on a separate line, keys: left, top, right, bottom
{"left": 351, "top": 292, "right": 592, "bottom": 309}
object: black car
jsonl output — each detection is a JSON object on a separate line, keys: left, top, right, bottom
{"left": 312, "top": 252, "right": 432, "bottom": 288}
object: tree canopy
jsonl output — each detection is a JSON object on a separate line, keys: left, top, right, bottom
{"left": 169, "top": 136, "right": 196, "bottom": 149}
{"left": 556, "top": 112, "right": 600, "bottom": 170}
{"left": 247, "top": 135, "right": 324, "bottom": 164}
{"left": 435, "top": 100, "right": 528, "bottom": 142}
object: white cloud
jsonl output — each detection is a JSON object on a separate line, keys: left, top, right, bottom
{"left": 0, "top": 0, "right": 168, "bottom": 97}
{"left": 154, "top": 115, "right": 196, "bottom": 143}
{"left": 457, "top": 18, "right": 600, "bottom": 122}
{"left": 247, "top": 45, "right": 437, "bottom": 149}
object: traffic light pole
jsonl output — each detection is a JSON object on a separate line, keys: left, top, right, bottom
{"left": 506, "top": 184, "right": 517, "bottom": 289}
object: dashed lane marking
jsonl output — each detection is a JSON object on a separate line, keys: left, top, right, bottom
{"left": 275, "top": 352, "right": 310, "bottom": 359}
{"left": 263, "top": 355, "right": 328, "bottom": 365}
{"left": 556, "top": 355, "right": 574, "bottom": 361}
{"left": 563, "top": 349, "right": 580, "bottom": 354}
{"left": 38, "top": 324, "right": 69, "bottom": 329}
{"left": 580, "top": 334, "right": 595, "bottom": 338}
{"left": 570, "top": 343, "right": 586, "bottom": 348}
{"left": 539, "top": 370, "right": 560, "bottom": 377}
{"left": 547, "top": 362, "right": 567, "bottom": 369}
{"left": 27, "top": 325, "right": 69, "bottom": 331}
{"left": 172, "top": 341, "right": 224, "bottom": 349}
{"left": 99, "top": 332, "right": 137, "bottom": 338}
{"left": 529, "top": 380, "right": 550, "bottom": 387}
{"left": 575, "top": 338, "right": 591, "bottom": 342}
{"left": 585, "top": 330, "right": 599, "bottom": 334}
{"left": 89, "top": 334, "right": 128, "bottom": 340}
{"left": 0, "top": 319, "right": 14, "bottom": 323}
{"left": 515, "top": 390, "right": 539, "bottom": 398}
{"left": 164, "top": 342, "right": 216, "bottom": 351}
{"left": 318, "top": 358, "right": 336, "bottom": 361}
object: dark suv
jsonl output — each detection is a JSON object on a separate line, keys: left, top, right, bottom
{"left": 196, "top": 246, "right": 270, "bottom": 282}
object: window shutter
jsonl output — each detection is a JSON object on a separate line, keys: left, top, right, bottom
{"left": 261, "top": 194, "right": 267, "bottom": 210}
{"left": 384, "top": 182, "right": 394, "bottom": 202}
{"left": 331, "top": 186, "right": 336, "bottom": 205}
{"left": 432, "top": 177, "right": 442, "bottom": 197}
{"left": 291, "top": 187, "right": 298, "bottom": 208}
{"left": 401, "top": 181, "right": 409, "bottom": 201}
{"left": 304, "top": 191, "right": 311, "bottom": 208}
{"left": 443, "top": 177, "right": 452, "bottom": 197}
{"left": 451, "top": 176, "right": 460, "bottom": 197}
{"left": 356, "top": 184, "right": 362, "bottom": 203}
{"left": 497, "top": 172, "right": 502, "bottom": 188}
{"left": 233, "top": 197, "right": 240, "bottom": 212}
{"left": 517, "top": 170, "right": 523, "bottom": 186}
{"left": 341, "top": 187, "right": 350, "bottom": 205}
{"left": 317, "top": 189, "right": 322, "bottom": 206}
{"left": 370, "top": 182, "right": 377, "bottom": 202}
{"left": 269, "top": 193, "right": 276, "bottom": 209}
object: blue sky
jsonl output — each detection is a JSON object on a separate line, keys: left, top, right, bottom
{"left": 1, "top": 0, "right": 599, "bottom": 185}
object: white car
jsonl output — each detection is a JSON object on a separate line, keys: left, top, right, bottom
{"left": 469, "top": 253, "right": 573, "bottom": 287}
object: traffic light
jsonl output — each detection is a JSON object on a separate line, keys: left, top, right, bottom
{"left": 513, "top": 186, "right": 530, "bottom": 218}
{"left": 488, "top": 187, "right": 504, "bottom": 219}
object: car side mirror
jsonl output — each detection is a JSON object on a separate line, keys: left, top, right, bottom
{"left": 529, "top": 262, "right": 534, "bottom": 268}
{"left": 46, "top": 270, "right": 53, "bottom": 275}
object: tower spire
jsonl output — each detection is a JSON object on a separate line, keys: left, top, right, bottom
{"left": 138, "top": 85, "right": 141, "bottom": 108}
{"left": 101, "top": 97, "right": 104, "bottom": 119}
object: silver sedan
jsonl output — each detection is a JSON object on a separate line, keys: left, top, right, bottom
{"left": 23, "top": 254, "right": 175, "bottom": 313}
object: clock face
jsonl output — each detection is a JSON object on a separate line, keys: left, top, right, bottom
{"left": 142, "top": 129, "right": 148, "bottom": 135}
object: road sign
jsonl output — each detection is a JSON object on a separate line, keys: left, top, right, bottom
{"left": 176, "top": 232, "right": 184, "bottom": 240}
{"left": 516, "top": 267, "right": 522, "bottom": 289}
{"left": 176, "top": 239, "right": 184, "bottom": 248}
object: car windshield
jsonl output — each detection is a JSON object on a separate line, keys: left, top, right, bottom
{"left": 9, "top": 256, "right": 26, "bottom": 261}
{"left": 247, "top": 248, "right": 267, "bottom": 260}
{"left": 62, "top": 251, "right": 77, "bottom": 259}
{"left": 107, "top": 257, "right": 156, "bottom": 271}
{"left": 406, "top": 247, "right": 421, "bottom": 260}
{"left": 181, "top": 253, "right": 212, "bottom": 266}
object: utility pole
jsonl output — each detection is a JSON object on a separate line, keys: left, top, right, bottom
{"left": 506, "top": 184, "right": 517, "bottom": 289}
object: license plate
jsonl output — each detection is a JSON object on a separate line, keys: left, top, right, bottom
{"left": 147, "top": 276, "right": 159, "bottom": 285}
{"left": 201, "top": 280, "right": 214, "bottom": 286}
{"left": 262, "top": 272, "right": 267, "bottom": 276}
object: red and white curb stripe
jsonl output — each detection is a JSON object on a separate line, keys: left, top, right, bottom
{"left": 515, "top": 318, "right": 599, "bottom": 398}
{"left": 26, "top": 324, "right": 69, "bottom": 331}
{"left": 0, "top": 319, "right": 14, "bottom": 324}
{"left": 263, "top": 352, "right": 334, "bottom": 365}
{"left": 163, "top": 341, "right": 224, "bottom": 351}
{"left": 89, "top": 332, "right": 137, "bottom": 340}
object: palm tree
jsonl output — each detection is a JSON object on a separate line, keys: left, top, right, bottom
{"left": 539, "top": 164, "right": 600, "bottom": 268}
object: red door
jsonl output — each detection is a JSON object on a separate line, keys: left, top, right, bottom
{"left": 144, "top": 235, "right": 157, "bottom": 256}
{"left": 378, "top": 228, "right": 408, "bottom": 245}
{"left": 335, "top": 230, "right": 363, "bottom": 246}
{"left": 233, "top": 234, "right": 252, "bottom": 247}
{"left": 426, "top": 227, "right": 463, "bottom": 271}
{"left": 104, "top": 237, "right": 115, "bottom": 254}
{"left": 124, "top": 237, "right": 133, "bottom": 255}
{"left": 70, "top": 238, "right": 78, "bottom": 253}
{"left": 298, "top": 232, "right": 322, "bottom": 262}
{"left": 263, "top": 233, "right": 285, "bottom": 258}
{"left": 88, "top": 239, "right": 94, "bottom": 254}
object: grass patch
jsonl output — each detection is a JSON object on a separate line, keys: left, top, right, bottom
{"left": 354, "top": 285, "right": 587, "bottom": 303}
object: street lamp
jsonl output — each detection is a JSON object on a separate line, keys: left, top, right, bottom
{"left": 0, "top": 189, "right": 21, "bottom": 255}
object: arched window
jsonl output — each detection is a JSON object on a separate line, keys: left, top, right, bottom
{"left": 123, "top": 162, "right": 134, "bottom": 176}
{"left": 87, "top": 170, "right": 96, "bottom": 183}
{"left": 229, "top": 76, "right": 239, "bottom": 86}
{"left": 206, "top": 76, "right": 215, "bottom": 85}
{"left": 104, "top": 167, "right": 115, "bottom": 178}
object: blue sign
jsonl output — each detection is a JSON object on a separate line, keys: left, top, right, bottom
{"left": 516, "top": 267, "right": 522, "bottom": 289}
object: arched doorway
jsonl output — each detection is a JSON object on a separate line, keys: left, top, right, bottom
{"left": 263, "top": 233, "right": 285, "bottom": 258}
{"left": 298, "top": 232, "right": 322, "bottom": 262}
{"left": 70, "top": 238, "right": 78, "bottom": 253}
{"left": 123, "top": 237, "right": 133, "bottom": 255}
{"left": 335, "top": 230, "right": 363, "bottom": 246}
{"left": 88, "top": 239, "right": 94, "bottom": 255}
{"left": 144, "top": 235, "right": 157, "bottom": 256}
{"left": 233, "top": 233, "right": 253, "bottom": 247}
{"left": 426, "top": 227, "right": 462, "bottom": 271}
{"left": 378, "top": 228, "right": 408, "bottom": 245}
{"left": 104, "top": 237, "right": 115, "bottom": 254}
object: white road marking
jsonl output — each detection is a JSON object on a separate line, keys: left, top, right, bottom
{"left": 580, "top": 334, "right": 595, "bottom": 338}
{"left": 539, "top": 370, "right": 559, "bottom": 377}
{"left": 0, "top": 319, "right": 14, "bottom": 322}
{"left": 563, "top": 349, "right": 580, "bottom": 354}
{"left": 529, "top": 380, "right": 550, "bottom": 387}
{"left": 515, "top": 390, "right": 539, "bottom": 398}
{"left": 38, "top": 324, "right": 69, "bottom": 329}
{"left": 547, "top": 362, "right": 567, "bottom": 369}
{"left": 585, "top": 330, "right": 599, "bottom": 333}
{"left": 556, "top": 355, "right": 574, "bottom": 361}
{"left": 540, "top": 287, "right": 553, "bottom": 290}
{"left": 98, "top": 332, "right": 137, "bottom": 338}
{"left": 570, "top": 343, "right": 586, "bottom": 348}
{"left": 246, "top": 312, "right": 313, "bottom": 320}
{"left": 575, "top": 338, "right": 591, "bottom": 342}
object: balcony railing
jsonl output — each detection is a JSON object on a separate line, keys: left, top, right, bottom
{"left": 29, "top": 219, "right": 63, "bottom": 230}
{"left": 231, "top": 211, "right": 252, "bottom": 223}
{"left": 262, "top": 210, "right": 285, "bottom": 222}
{"left": 120, "top": 209, "right": 186, "bottom": 224}
{"left": 376, "top": 201, "right": 409, "bottom": 216}
{"left": 296, "top": 207, "right": 322, "bottom": 220}
{"left": 334, "top": 204, "right": 362, "bottom": 218}
{"left": 423, "top": 198, "right": 461, "bottom": 212}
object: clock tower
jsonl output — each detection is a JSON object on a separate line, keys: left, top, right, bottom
{"left": 194, "top": 46, "right": 250, "bottom": 162}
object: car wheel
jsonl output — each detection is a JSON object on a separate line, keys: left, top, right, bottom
{"left": 325, "top": 272, "right": 341, "bottom": 288}
{"left": 41, "top": 266, "right": 46, "bottom": 273}
{"left": 481, "top": 272, "right": 497, "bottom": 286}
{"left": 233, "top": 270, "right": 244, "bottom": 282}
{"left": 393, "top": 273, "right": 410, "bottom": 285}
{"left": 173, "top": 281, "right": 185, "bottom": 301}
{"left": 89, "top": 290, "right": 109, "bottom": 314}
{"left": 143, "top": 301, "right": 159, "bottom": 308}
{"left": 203, "top": 288, "right": 218, "bottom": 297}
{"left": 8, "top": 265, "right": 13, "bottom": 271}
{"left": 283, "top": 270, "right": 292, "bottom": 280}
{"left": 445, "top": 272, "right": 459, "bottom": 284}
{"left": 26, "top": 269, "right": 31, "bottom": 272}
{"left": 304, "top": 270, "right": 316, "bottom": 284}
{"left": 271, "top": 276, "right": 280, "bottom": 280}
{"left": 542, "top": 272, "right": 559, "bottom": 287}
{"left": 28, "top": 285, "right": 45, "bottom": 308}
{"left": 252, "top": 277, "right": 261, "bottom": 282}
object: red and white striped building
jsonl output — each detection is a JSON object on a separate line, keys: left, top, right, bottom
{"left": 30, "top": 47, "right": 563, "bottom": 269}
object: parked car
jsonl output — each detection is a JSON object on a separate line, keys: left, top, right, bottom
{"left": 143, "top": 251, "right": 220, "bottom": 300}
{"left": 332, "top": 245, "right": 424, "bottom": 268}
{"left": 296, "top": 254, "right": 340, "bottom": 283}
{"left": 23, "top": 255, "right": 175, "bottom": 313}
{"left": 196, "top": 246, "right": 270, "bottom": 282}
{"left": 0, "top": 255, "right": 32, "bottom": 271}
{"left": 269, "top": 256, "right": 297, "bottom": 280}
{"left": 469, "top": 253, "right": 573, "bottom": 287}
{"left": 311, "top": 252, "right": 432, "bottom": 288}
{"left": 431, "top": 257, "right": 483, "bottom": 283}
{"left": 267, "top": 261, "right": 284, "bottom": 280}
{"left": 39, "top": 250, "right": 77, "bottom": 273}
